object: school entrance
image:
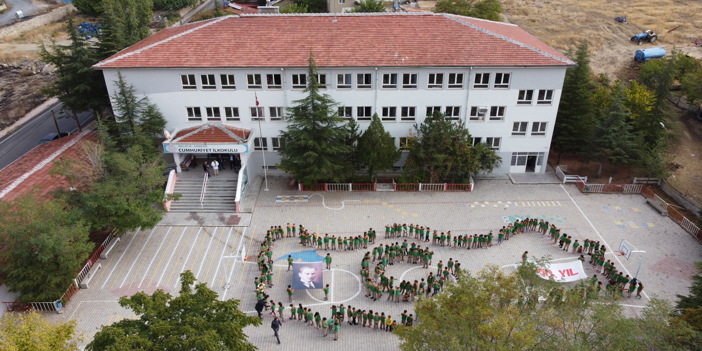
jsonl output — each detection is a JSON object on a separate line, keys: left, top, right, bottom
{"left": 509, "top": 152, "right": 545, "bottom": 173}
{"left": 162, "top": 123, "right": 254, "bottom": 212}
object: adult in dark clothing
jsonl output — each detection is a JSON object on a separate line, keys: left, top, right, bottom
{"left": 271, "top": 317, "right": 282, "bottom": 344}
{"left": 255, "top": 299, "right": 266, "bottom": 318}
{"left": 202, "top": 161, "right": 209, "bottom": 173}
{"left": 233, "top": 155, "right": 242, "bottom": 173}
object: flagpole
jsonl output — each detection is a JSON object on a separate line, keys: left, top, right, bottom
{"left": 256, "top": 93, "right": 269, "bottom": 192}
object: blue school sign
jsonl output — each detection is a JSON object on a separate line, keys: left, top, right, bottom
{"left": 162, "top": 143, "right": 249, "bottom": 154}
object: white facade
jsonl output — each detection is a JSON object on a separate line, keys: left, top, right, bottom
{"left": 102, "top": 64, "right": 565, "bottom": 175}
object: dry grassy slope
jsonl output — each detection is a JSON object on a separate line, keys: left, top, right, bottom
{"left": 502, "top": 0, "right": 702, "bottom": 77}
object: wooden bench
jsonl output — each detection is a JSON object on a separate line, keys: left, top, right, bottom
{"left": 646, "top": 198, "right": 668, "bottom": 216}
{"left": 100, "top": 237, "right": 121, "bottom": 259}
{"left": 79, "top": 263, "right": 101, "bottom": 289}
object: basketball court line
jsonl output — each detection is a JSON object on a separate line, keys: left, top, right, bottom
{"left": 138, "top": 227, "right": 172, "bottom": 289}
{"left": 156, "top": 226, "right": 187, "bottom": 288}
{"left": 211, "top": 227, "right": 234, "bottom": 287}
{"left": 175, "top": 227, "right": 203, "bottom": 289}
{"left": 195, "top": 227, "right": 218, "bottom": 280}
{"left": 221, "top": 227, "right": 248, "bottom": 301}
{"left": 560, "top": 184, "right": 650, "bottom": 301}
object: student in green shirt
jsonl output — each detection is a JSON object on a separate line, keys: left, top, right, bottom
{"left": 323, "top": 284, "right": 330, "bottom": 301}
{"left": 287, "top": 255, "right": 293, "bottom": 271}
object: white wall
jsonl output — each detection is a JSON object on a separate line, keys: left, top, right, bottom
{"left": 101, "top": 65, "right": 567, "bottom": 174}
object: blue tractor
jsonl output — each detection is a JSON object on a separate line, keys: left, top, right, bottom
{"left": 631, "top": 30, "right": 657, "bottom": 45}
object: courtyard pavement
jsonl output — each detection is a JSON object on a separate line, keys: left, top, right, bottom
{"left": 44, "top": 175, "right": 702, "bottom": 350}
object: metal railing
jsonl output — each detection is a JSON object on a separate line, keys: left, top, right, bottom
{"left": 200, "top": 173, "right": 209, "bottom": 210}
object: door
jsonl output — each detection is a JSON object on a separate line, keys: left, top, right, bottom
{"left": 526, "top": 156, "right": 537, "bottom": 172}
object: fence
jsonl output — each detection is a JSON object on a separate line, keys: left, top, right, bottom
{"left": 298, "top": 179, "right": 474, "bottom": 193}
{"left": 639, "top": 185, "right": 702, "bottom": 242}
{"left": 556, "top": 166, "right": 588, "bottom": 184}
{"left": 579, "top": 183, "right": 643, "bottom": 194}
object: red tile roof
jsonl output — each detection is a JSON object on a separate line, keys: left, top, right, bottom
{"left": 96, "top": 13, "right": 573, "bottom": 69}
{"left": 171, "top": 123, "right": 251, "bottom": 143}
{"left": 0, "top": 131, "right": 98, "bottom": 202}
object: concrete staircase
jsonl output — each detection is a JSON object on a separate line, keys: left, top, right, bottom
{"left": 169, "top": 173, "right": 238, "bottom": 212}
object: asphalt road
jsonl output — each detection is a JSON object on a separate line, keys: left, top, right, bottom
{"left": 0, "top": 102, "right": 94, "bottom": 171}
{"left": 0, "top": 0, "right": 47, "bottom": 27}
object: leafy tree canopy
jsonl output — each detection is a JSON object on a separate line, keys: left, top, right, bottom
{"left": 677, "top": 262, "right": 702, "bottom": 331}
{"left": 280, "top": 2, "right": 308, "bottom": 13}
{"left": 357, "top": 113, "right": 400, "bottom": 178}
{"left": 404, "top": 111, "right": 500, "bottom": 183}
{"left": 98, "top": 0, "right": 153, "bottom": 57}
{"left": 0, "top": 311, "right": 79, "bottom": 351}
{"left": 0, "top": 194, "right": 92, "bottom": 302}
{"left": 293, "top": 0, "right": 325, "bottom": 12}
{"left": 395, "top": 261, "right": 701, "bottom": 351}
{"left": 86, "top": 271, "right": 261, "bottom": 351}
{"left": 434, "top": 0, "right": 502, "bottom": 21}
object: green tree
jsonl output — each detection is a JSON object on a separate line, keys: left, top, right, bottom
{"left": 350, "top": 0, "right": 386, "bottom": 13}
{"left": 40, "top": 17, "right": 110, "bottom": 131}
{"left": 357, "top": 113, "right": 400, "bottom": 178}
{"left": 98, "top": 0, "right": 153, "bottom": 57}
{"left": 591, "top": 84, "right": 638, "bottom": 177}
{"left": 0, "top": 194, "right": 92, "bottom": 302}
{"left": 678, "top": 262, "right": 702, "bottom": 331}
{"left": 293, "top": 0, "right": 325, "bottom": 12}
{"left": 86, "top": 270, "right": 261, "bottom": 351}
{"left": 404, "top": 111, "right": 500, "bottom": 183}
{"left": 73, "top": 0, "right": 102, "bottom": 16}
{"left": 280, "top": 2, "right": 308, "bottom": 13}
{"left": 153, "top": 0, "right": 198, "bottom": 11}
{"left": 552, "top": 42, "right": 595, "bottom": 158}
{"left": 278, "top": 52, "right": 352, "bottom": 183}
{"left": 107, "top": 72, "right": 166, "bottom": 157}
{"left": 434, "top": 0, "right": 502, "bottom": 21}
{"left": 341, "top": 118, "right": 362, "bottom": 180}
{"left": 0, "top": 311, "right": 79, "bottom": 351}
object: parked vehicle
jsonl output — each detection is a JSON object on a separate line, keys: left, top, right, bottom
{"left": 39, "top": 132, "right": 68, "bottom": 143}
{"left": 631, "top": 30, "right": 657, "bottom": 45}
{"left": 634, "top": 47, "right": 666, "bottom": 62}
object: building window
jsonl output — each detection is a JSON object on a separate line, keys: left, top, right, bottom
{"left": 201, "top": 74, "right": 216, "bottom": 89}
{"left": 381, "top": 107, "right": 397, "bottom": 121}
{"left": 271, "top": 137, "right": 282, "bottom": 151}
{"left": 401, "top": 106, "right": 416, "bottom": 121}
{"left": 220, "top": 74, "right": 236, "bottom": 90}
{"left": 269, "top": 107, "right": 283, "bottom": 121}
{"left": 357, "top": 73, "right": 372, "bottom": 89}
{"left": 316, "top": 74, "right": 327, "bottom": 89}
{"left": 186, "top": 107, "right": 201, "bottom": 121}
{"left": 292, "top": 74, "right": 307, "bottom": 89}
{"left": 266, "top": 74, "right": 282, "bottom": 89}
{"left": 247, "top": 74, "right": 262, "bottom": 89}
{"left": 537, "top": 89, "right": 554, "bottom": 104}
{"left": 428, "top": 73, "right": 443, "bottom": 89}
{"left": 473, "top": 73, "right": 489, "bottom": 89}
{"left": 338, "top": 106, "right": 352, "bottom": 119}
{"left": 402, "top": 73, "right": 418, "bottom": 89}
{"left": 337, "top": 74, "right": 352, "bottom": 89}
{"left": 485, "top": 137, "right": 501, "bottom": 151}
{"left": 181, "top": 74, "right": 196, "bottom": 89}
{"left": 445, "top": 106, "right": 460, "bottom": 120}
{"left": 339, "top": 0, "right": 345, "bottom": 3}
{"left": 531, "top": 122, "right": 547, "bottom": 135}
{"left": 205, "top": 107, "right": 221, "bottom": 121}
{"left": 399, "top": 137, "right": 410, "bottom": 151}
{"left": 382, "top": 73, "right": 398, "bottom": 88}
{"left": 494, "top": 73, "right": 511, "bottom": 89}
{"left": 489, "top": 106, "right": 505, "bottom": 121}
{"left": 357, "top": 106, "right": 372, "bottom": 121}
{"left": 471, "top": 137, "right": 482, "bottom": 146}
{"left": 517, "top": 90, "right": 533, "bottom": 104}
{"left": 254, "top": 137, "right": 268, "bottom": 151}
{"left": 511, "top": 152, "right": 544, "bottom": 166}
{"left": 224, "top": 107, "right": 240, "bottom": 121}
{"left": 448, "top": 73, "right": 464, "bottom": 88}
{"left": 426, "top": 106, "right": 441, "bottom": 117}
{"left": 251, "top": 106, "right": 264, "bottom": 121}
{"left": 512, "top": 121, "right": 528, "bottom": 136}
{"left": 470, "top": 106, "right": 488, "bottom": 121}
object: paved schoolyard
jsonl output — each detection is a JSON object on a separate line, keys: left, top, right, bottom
{"left": 46, "top": 176, "right": 701, "bottom": 350}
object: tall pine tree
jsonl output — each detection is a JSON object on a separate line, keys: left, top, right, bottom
{"left": 278, "top": 52, "right": 352, "bottom": 183}
{"left": 552, "top": 42, "right": 595, "bottom": 158}
{"left": 357, "top": 113, "right": 400, "bottom": 178}
{"left": 591, "top": 84, "right": 638, "bottom": 177}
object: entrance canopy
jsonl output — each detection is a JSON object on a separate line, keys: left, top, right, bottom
{"left": 163, "top": 123, "right": 252, "bottom": 154}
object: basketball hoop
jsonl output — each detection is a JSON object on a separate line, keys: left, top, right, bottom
{"left": 614, "top": 251, "right": 625, "bottom": 256}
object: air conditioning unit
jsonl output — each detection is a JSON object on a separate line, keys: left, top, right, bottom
{"left": 477, "top": 107, "right": 488, "bottom": 116}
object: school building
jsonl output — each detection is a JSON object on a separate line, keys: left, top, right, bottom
{"left": 95, "top": 12, "right": 574, "bottom": 182}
